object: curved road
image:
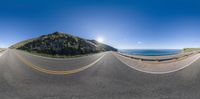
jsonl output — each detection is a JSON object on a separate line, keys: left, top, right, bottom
{"left": 1, "top": 50, "right": 200, "bottom": 99}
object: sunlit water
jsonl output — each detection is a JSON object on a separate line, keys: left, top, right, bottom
{"left": 119, "top": 49, "right": 182, "bottom": 56}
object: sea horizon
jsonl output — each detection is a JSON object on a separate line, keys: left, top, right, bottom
{"left": 119, "top": 49, "right": 182, "bottom": 56}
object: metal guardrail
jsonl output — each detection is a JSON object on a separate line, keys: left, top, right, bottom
{"left": 118, "top": 51, "right": 200, "bottom": 62}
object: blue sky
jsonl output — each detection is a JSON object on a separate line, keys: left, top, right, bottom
{"left": 0, "top": 0, "right": 200, "bottom": 49}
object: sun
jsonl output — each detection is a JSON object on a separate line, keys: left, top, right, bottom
{"left": 96, "top": 37, "right": 104, "bottom": 43}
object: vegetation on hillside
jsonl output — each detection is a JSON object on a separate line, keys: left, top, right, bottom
{"left": 10, "top": 38, "right": 36, "bottom": 49}
{"left": 0, "top": 48, "right": 6, "bottom": 52}
{"left": 10, "top": 32, "right": 117, "bottom": 56}
{"left": 183, "top": 48, "right": 200, "bottom": 52}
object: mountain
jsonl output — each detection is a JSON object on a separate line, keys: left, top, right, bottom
{"left": 10, "top": 32, "right": 117, "bottom": 55}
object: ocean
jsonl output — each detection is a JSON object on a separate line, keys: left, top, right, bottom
{"left": 119, "top": 49, "right": 182, "bottom": 56}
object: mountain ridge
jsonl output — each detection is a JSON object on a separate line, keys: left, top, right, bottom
{"left": 10, "top": 32, "right": 117, "bottom": 56}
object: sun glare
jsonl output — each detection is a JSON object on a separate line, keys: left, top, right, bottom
{"left": 96, "top": 37, "right": 104, "bottom": 43}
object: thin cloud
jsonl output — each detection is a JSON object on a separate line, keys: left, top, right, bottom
{"left": 0, "top": 44, "right": 8, "bottom": 48}
{"left": 137, "top": 41, "right": 143, "bottom": 44}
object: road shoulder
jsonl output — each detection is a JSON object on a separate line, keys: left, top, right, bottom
{"left": 113, "top": 52, "right": 200, "bottom": 74}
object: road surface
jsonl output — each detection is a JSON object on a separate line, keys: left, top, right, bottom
{"left": 1, "top": 49, "right": 200, "bottom": 99}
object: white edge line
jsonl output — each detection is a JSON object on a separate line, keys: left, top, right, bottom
{"left": 15, "top": 51, "right": 106, "bottom": 74}
{"left": 113, "top": 52, "right": 200, "bottom": 74}
{"left": 84, "top": 53, "right": 106, "bottom": 69}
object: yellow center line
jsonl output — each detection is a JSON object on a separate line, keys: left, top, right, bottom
{"left": 14, "top": 51, "right": 105, "bottom": 75}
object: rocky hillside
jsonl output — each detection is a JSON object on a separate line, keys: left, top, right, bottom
{"left": 10, "top": 32, "right": 117, "bottom": 55}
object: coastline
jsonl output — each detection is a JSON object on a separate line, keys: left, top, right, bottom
{"left": 119, "top": 49, "right": 181, "bottom": 56}
{"left": 118, "top": 50, "right": 200, "bottom": 62}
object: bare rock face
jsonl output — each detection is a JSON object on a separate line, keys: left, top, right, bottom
{"left": 10, "top": 32, "right": 117, "bottom": 55}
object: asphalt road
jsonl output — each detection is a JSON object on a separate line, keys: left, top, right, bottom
{"left": 1, "top": 49, "right": 200, "bottom": 99}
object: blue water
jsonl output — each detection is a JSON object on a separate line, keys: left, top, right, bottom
{"left": 119, "top": 49, "right": 182, "bottom": 56}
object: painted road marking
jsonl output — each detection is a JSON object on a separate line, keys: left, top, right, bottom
{"left": 113, "top": 52, "right": 200, "bottom": 74}
{"left": 118, "top": 52, "right": 197, "bottom": 64}
{"left": 14, "top": 51, "right": 105, "bottom": 75}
